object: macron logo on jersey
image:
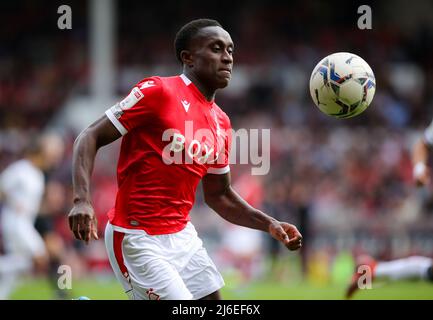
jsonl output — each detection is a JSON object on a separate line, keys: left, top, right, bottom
{"left": 140, "top": 80, "right": 156, "bottom": 90}
{"left": 181, "top": 100, "right": 190, "bottom": 112}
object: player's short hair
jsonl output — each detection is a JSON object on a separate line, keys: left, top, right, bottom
{"left": 174, "top": 18, "right": 223, "bottom": 64}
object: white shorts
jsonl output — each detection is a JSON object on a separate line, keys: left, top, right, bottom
{"left": 104, "top": 222, "right": 225, "bottom": 300}
{"left": 0, "top": 212, "right": 46, "bottom": 257}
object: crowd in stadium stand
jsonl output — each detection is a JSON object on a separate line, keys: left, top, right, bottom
{"left": 1, "top": 1, "right": 433, "bottom": 285}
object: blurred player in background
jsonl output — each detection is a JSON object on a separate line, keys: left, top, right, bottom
{"left": 0, "top": 133, "right": 64, "bottom": 299}
{"left": 346, "top": 255, "right": 433, "bottom": 299}
{"left": 68, "top": 18, "right": 302, "bottom": 300}
{"left": 35, "top": 180, "right": 69, "bottom": 299}
{"left": 345, "top": 122, "right": 433, "bottom": 299}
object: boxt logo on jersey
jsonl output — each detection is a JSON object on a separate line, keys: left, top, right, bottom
{"left": 161, "top": 121, "right": 272, "bottom": 175}
{"left": 162, "top": 121, "right": 225, "bottom": 165}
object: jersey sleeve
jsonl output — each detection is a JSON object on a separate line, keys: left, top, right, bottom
{"left": 207, "top": 114, "right": 232, "bottom": 175}
{"left": 105, "top": 77, "right": 164, "bottom": 135}
{"left": 424, "top": 119, "right": 433, "bottom": 146}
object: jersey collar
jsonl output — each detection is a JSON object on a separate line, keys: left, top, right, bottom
{"left": 179, "top": 74, "right": 214, "bottom": 106}
{"left": 180, "top": 73, "right": 191, "bottom": 86}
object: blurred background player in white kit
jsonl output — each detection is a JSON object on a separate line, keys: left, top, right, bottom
{"left": 346, "top": 255, "right": 433, "bottom": 299}
{"left": 0, "top": 134, "right": 64, "bottom": 299}
{"left": 346, "top": 122, "right": 433, "bottom": 299}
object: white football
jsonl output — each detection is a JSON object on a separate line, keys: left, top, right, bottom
{"left": 309, "top": 52, "right": 376, "bottom": 119}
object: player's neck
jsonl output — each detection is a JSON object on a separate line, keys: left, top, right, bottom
{"left": 183, "top": 71, "right": 216, "bottom": 102}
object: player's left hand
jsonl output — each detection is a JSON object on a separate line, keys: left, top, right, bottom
{"left": 269, "top": 221, "right": 302, "bottom": 251}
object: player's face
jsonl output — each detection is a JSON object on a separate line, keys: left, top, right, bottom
{"left": 190, "top": 26, "right": 234, "bottom": 90}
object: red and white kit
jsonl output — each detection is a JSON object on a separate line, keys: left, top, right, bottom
{"left": 104, "top": 74, "right": 231, "bottom": 299}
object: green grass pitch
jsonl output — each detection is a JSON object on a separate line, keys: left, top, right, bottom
{"left": 10, "top": 276, "right": 433, "bottom": 300}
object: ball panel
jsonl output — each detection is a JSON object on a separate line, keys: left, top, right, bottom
{"left": 339, "top": 80, "right": 363, "bottom": 105}
{"left": 309, "top": 52, "right": 375, "bottom": 118}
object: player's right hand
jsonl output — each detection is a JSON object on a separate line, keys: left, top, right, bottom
{"left": 413, "top": 162, "right": 430, "bottom": 186}
{"left": 269, "top": 221, "right": 302, "bottom": 251}
{"left": 68, "top": 201, "right": 99, "bottom": 244}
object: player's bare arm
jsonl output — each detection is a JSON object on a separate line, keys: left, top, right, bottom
{"left": 412, "top": 138, "right": 431, "bottom": 186}
{"left": 68, "top": 116, "right": 122, "bottom": 244}
{"left": 202, "top": 172, "right": 302, "bottom": 251}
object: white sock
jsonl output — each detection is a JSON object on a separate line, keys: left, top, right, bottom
{"left": 375, "top": 256, "right": 433, "bottom": 281}
{"left": 0, "top": 254, "right": 32, "bottom": 299}
{"left": 0, "top": 272, "right": 19, "bottom": 299}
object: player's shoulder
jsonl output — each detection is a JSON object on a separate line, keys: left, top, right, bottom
{"left": 134, "top": 75, "right": 184, "bottom": 97}
{"left": 1, "top": 159, "right": 42, "bottom": 181}
{"left": 6, "top": 159, "right": 30, "bottom": 173}
{"left": 135, "top": 76, "right": 163, "bottom": 92}
{"left": 16, "top": 159, "right": 43, "bottom": 177}
{"left": 135, "top": 75, "right": 183, "bottom": 88}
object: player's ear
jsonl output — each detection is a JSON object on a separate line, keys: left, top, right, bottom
{"left": 180, "top": 50, "right": 193, "bottom": 68}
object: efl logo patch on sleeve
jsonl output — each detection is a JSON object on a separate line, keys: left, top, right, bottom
{"left": 119, "top": 87, "right": 145, "bottom": 110}
{"left": 110, "top": 103, "right": 124, "bottom": 119}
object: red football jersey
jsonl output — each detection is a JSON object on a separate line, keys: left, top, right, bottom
{"left": 105, "top": 74, "right": 232, "bottom": 235}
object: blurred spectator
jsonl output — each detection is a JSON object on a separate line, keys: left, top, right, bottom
{"left": 1, "top": 0, "right": 433, "bottom": 294}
